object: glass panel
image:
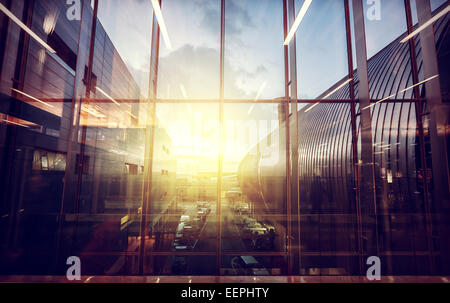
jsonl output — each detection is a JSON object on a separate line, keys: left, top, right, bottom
{"left": 295, "top": 0, "right": 350, "bottom": 100}
{"left": 95, "top": 0, "right": 153, "bottom": 96}
{"left": 298, "top": 103, "right": 355, "bottom": 214}
{"left": 0, "top": 0, "right": 82, "bottom": 275}
{"left": 431, "top": 0, "right": 448, "bottom": 11}
{"left": 363, "top": 0, "right": 408, "bottom": 58}
{"left": 224, "top": 0, "right": 284, "bottom": 99}
{"left": 157, "top": 0, "right": 220, "bottom": 100}
{"left": 410, "top": 0, "right": 448, "bottom": 33}
{"left": 297, "top": 101, "right": 358, "bottom": 275}
{"left": 143, "top": 103, "right": 219, "bottom": 261}
{"left": 0, "top": 0, "right": 79, "bottom": 115}
{"left": 61, "top": 0, "right": 153, "bottom": 275}
{"left": 222, "top": 103, "right": 287, "bottom": 253}
{"left": 362, "top": 0, "right": 414, "bottom": 100}
{"left": 142, "top": 100, "right": 219, "bottom": 274}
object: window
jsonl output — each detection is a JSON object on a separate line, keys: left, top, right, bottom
{"left": 32, "top": 149, "right": 66, "bottom": 171}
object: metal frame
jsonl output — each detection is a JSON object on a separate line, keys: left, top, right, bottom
{"left": 282, "top": 0, "right": 293, "bottom": 277}
{"left": 138, "top": 0, "right": 161, "bottom": 275}
{"left": 351, "top": 0, "right": 379, "bottom": 262}
{"left": 70, "top": 0, "right": 99, "bottom": 251}
{"left": 404, "top": 0, "right": 435, "bottom": 274}
{"left": 55, "top": 0, "right": 95, "bottom": 273}
{"left": 287, "top": 0, "right": 301, "bottom": 275}
{"left": 415, "top": 0, "right": 450, "bottom": 275}
{"left": 42, "top": 98, "right": 423, "bottom": 104}
{"left": 216, "top": 0, "right": 226, "bottom": 274}
{"left": 344, "top": 0, "right": 364, "bottom": 275}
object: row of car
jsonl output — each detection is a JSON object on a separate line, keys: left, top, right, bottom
{"left": 172, "top": 202, "right": 211, "bottom": 251}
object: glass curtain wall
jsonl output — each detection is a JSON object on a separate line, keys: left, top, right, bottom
{"left": 0, "top": 0, "right": 448, "bottom": 277}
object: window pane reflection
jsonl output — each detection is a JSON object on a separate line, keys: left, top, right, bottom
{"left": 0, "top": 0, "right": 448, "bottom": 278}
{"left": 157, "top": 0, "right": 220, "bottom": 99}
{"left": 64, "top": 0, "right": 153, "bottom": 275}
{"left": 142, "top": 103, "right": 219, "bottom": 273}
{"left": 295, "top": 0, "right": 349, "bottom": 99}
{"left": 0, "top": 0, "right": 82, "bottom": 274}
{"left": 224, "top": 0, "right": 284, "bottom": 99}
{"left": 363, "top": 0, "right": 414, "bottom": 100}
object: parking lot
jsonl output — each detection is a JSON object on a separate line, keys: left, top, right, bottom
{"left": 167, "top": 196, "right": 277, "bottom": 275}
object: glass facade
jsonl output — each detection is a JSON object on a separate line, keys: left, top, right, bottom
{"left": 0, "top": 0, "right": 449, "bottom": 279}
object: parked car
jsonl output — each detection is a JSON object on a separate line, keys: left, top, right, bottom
{"left": 173, "top": 236, "right": 191, "bottom": 249}
{"left": 242, "top": 217, "right": 257, "bottom": 226}
{"left": 225, "top": 190, "right": 242, "bottom": 203}
{"left": 262, "top": 223, "right": 275, "bottom": 233}
{"left": 243, "top": 222, "right": 264, "bottom": 234}
{"left": 238, "top": 202, "right": 249, "bottom": 214}
{"left": 249, "top": 227, "right": 267, "bottom": 236}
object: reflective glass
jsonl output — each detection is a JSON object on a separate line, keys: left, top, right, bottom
{"left": 224, "top": 0, "right": 284, "bottom": 99}
{"left": 0, "top": 0, "right": 448, "bottom": 279}
{"left": 61, "top": 0, "right": 154, "bottom": 274}
{"left": 0, "top": 0, "right": 82, "bottom": 274}
{"left": 295, "top": 0, "right": 349, "bottom": 99}
{"left": 157, "top": 0, "right": 220, "bottom": 100}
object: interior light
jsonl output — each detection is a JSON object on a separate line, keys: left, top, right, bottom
{"left": 305, "top": 78, "right": 352, "bottom": 113}
{"left": 401, "top": 5, "right": 450, "bottom": 43}
{"left": 150, "top": 0, "right": 172, "bottom": 50}
{"left": 398, "top": 74, "right": 439, "bottom": 94}
{"left": 2, "top": 119, "right": 30, "bottom": 128}
{"left": 11, "top": 88, "right": 54, "bottom": 108}
{"left": 284, "top": 0, "right": 313, "bottom": 46}
{"left": 96, "top": 86, "right": 120, "bottom": 106}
